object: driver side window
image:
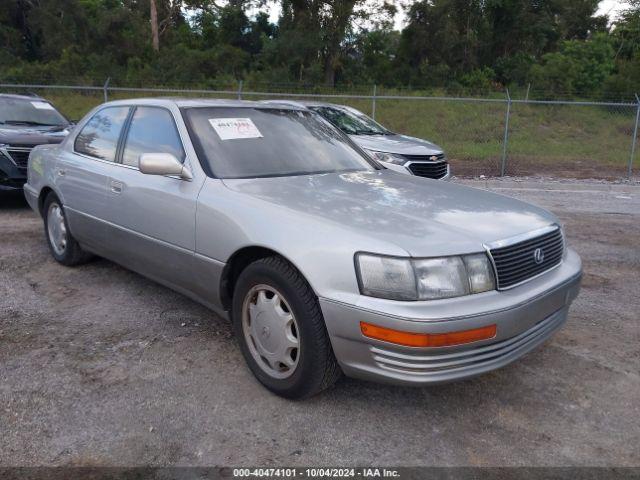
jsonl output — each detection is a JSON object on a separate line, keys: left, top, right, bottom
{"left": 121, "top": 106, "right": 185, "bottom": 168}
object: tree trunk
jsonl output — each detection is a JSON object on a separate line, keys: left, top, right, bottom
{"left": 150, "top": 0, "right": 159, "bottom": 51}
{"left": 324, "top": 54, "right": 336, "bottom": 86}
{"left": 322, "top": 0, "right": 357, "bottom": 86}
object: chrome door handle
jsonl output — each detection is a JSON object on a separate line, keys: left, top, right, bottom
{"left": 110, "top": 181, "right": 123, "bottom": 194}
{"left": 57, "top": 169, "right": 66, "bottom": 176}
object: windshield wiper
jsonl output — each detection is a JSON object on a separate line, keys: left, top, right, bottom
{"left": 1, "top": 120, "right": 62, "bottom": 127}
{"left": 355, "top": 129, "right": 384, "bottom": 135}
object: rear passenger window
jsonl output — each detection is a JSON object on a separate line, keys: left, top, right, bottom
{"left": 74, "top": 107, "right": 130, "bottom": 162}
{"left": 122, "top": 107, "right": 185, "bottom": 168}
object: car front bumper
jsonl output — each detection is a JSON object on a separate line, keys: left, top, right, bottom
{"left": 0, "top": 154, "right": 27, "bottom": 190}
{"left": 23, "top": 183, "right": 39, "bottom": 212}
{"left": 320, "top": 248, "right": 582, "bottom": 386}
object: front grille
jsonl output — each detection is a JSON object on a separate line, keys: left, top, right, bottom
{"left": 489, "top": 227, "right": 564, "bottom": 289}
{"left": 6, "top": 148, "right": 32, "bottom": 169}
{"left": 370, "top": 309, "right": 565, "bottom": 375}
{"left": 407, "top": 161, "right": 448, "bottom": 179}
{"left": 403, "top": 153, "right": 446, "bottom": 162}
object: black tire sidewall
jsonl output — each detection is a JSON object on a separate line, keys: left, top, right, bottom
{"left": 43, "top": 193, "right": 73, "bottom": 264}
{"left": 232, "top": 259, "right": 330, "bottom": 398}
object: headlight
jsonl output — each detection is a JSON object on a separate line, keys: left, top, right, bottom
{"left": 356, "top": 252, "right": 495, "bottom": 301}
{"left": 463, "top": 253, "right": 496, "bottom": 293}
{"left": 356, "top": 255, "right": 417, "bottom": 300}
{"left": 413, "top": 257, "right": 469, "bottom": 299}
{"left": 364, "top": 149, "right": 407, "bottom": 165}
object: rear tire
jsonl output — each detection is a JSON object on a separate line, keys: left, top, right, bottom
{"left": 232, "top": 256, "right": 342, "bottom": 399}
{"left": 43, "top": 192, "right": 93, "bottom": 266}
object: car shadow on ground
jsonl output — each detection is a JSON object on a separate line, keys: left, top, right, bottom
{"left": 0, "top": 190, "right": 29, "bottom": 210}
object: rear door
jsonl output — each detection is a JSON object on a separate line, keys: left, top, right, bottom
{"left": 104, "top": 105, "right": 205, "bottom": 292}
{"left": 56, "top": 106, "right": 131, "bottom": 250}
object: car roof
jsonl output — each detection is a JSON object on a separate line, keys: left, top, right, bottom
{"left": 101, "top": 97, "right": 307, "bottom": 110}
{"left": 261, "top": 99, "right": 345, "bottom": 109}
{"left": 0, "top": 93, "right": 44, "bottom": 101}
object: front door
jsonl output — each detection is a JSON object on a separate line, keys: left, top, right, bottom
{"left": 104, "top": 105, "right": 205, "bottom": 293}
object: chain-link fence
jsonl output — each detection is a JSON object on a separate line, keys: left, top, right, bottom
{"left": 1, "top": 81, "right": 638, "bottom": 180}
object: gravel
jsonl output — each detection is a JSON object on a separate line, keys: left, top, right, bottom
{"left": 1, "top": 178, "right": 638, "bottom": 467}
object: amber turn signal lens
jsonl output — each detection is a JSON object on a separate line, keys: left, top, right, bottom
{"left": 360, "top": 322, "right": 497, "bottom": 348}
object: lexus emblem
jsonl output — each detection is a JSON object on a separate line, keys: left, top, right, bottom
{"left": 533, "top": 248, "right": 544, "bottom": 264}
{"left": 429, "top": 155, "right": 438, "bottom": 161}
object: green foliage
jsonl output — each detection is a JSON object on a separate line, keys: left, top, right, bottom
{"left": 459, "top": 67, "right": 496, "bottom": 91}
{"left": 528, "top": 34, "right": 615, "bottom": 96}
{"left": 342, "top": 29, "right": 400, "bottom": 85}
{"left": 603, "top": 53, "right": 640, "bottom": 99}
{"left": 494, "top": 53, "right": 535, "bottom": 85}
{"left": 0, "top": 0, "right": 638, "bottom": 99}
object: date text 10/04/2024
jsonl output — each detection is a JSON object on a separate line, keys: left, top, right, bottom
{"left": 232, "top": 468, "right": 400, "bottom": 478}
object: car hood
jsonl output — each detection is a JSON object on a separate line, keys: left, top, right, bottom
{"left": 223, "top": 171, "right": 558, "bottom": 257}
{"left": 0, "top": 125, "right": 70, "bottom": 147}
{"left": 350, "top": 133, "right": 443, "bottom": 156}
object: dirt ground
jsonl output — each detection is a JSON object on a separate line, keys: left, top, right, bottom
{"left": 0, "top": 178, "right": 638, "bottom": 467}
{"left": 449, "top": 157, "right": 640, "bottom": 180}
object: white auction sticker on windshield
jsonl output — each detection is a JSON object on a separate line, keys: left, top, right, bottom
{"left": 31, "top": 101, "right": 55, "bottom": 110}
{"left": 208, "top": 118, "right": 263, "bottom": 140}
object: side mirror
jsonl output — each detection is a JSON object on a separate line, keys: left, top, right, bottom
{"left": 138, "top": 153, "right": 192, "bottom": 180}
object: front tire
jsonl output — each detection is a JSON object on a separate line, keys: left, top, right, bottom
{"left": 43, "top": 193, "right": 92, "bottom": 266}
{"left": 232, "top": 256, "right": 342, "bottom": 399}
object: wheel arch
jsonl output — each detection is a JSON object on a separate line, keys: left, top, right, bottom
{"left": 38, "top": 186, "right": 57, "bottom": 216}
{"left": 219, "top": 245, "right": 313, "bottom": 312}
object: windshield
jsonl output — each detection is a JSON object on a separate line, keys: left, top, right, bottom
{"left": 0, "top": 97, "right": 69, "bottom": 127}
{"left": 310, "top": 106, "right": 390, "bottom": 136}
{"left": 183, "top": 107, "right": 377, "bottom": 179}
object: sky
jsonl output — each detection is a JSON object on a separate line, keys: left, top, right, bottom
{"left": 597, "top": 0, "right": 630, "bottom": 20}
{"left": 262, "top": 0, "right": 630, "bottom": 30}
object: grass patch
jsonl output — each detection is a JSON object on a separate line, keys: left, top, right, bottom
{"left": 17, "top": 89, "right": 638, "bottom": 178}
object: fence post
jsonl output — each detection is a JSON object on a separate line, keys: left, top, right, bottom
{"left": 500, "top": 88, "right": 512, "bottom": 177}
{"left": 237, "top": 80, "right": 243, "bottom": 100}
{"left": 103, "top": 77, "right": 110, "bottom": 103}
{"left": 525, "top": 83, "right": 531, "bottom": 101}
{"left": 371, "top": 84, "right": 377, "bottom": 120}
{"left": 628, "top": 94, "right": 640, "bottom": 179}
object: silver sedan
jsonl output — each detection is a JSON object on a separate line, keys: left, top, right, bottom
{"left": 24, "top": 98, "right": 582, "bottom": 398}
{"left": 264, "top": 100, "right": 451, "bottom": 180}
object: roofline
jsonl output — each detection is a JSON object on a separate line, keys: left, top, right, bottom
{"left": 99, "top": 97, "right": 308, "bottom": 110}
{"left": 261, "top": 99, "right": 347, "bottom": 109}
{"left": 0, "top": 92, "right": 44, "bottom": 100}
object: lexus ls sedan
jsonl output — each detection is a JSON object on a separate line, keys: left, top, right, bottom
{"left": 25, "top": 99, "right": 582, "bottom": 399}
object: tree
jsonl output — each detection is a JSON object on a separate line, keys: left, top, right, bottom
{"left": 344, "top": 27, "right": 400, "bottom": 85}
{"left": 150, "top": 0, "right": 159, "bottom": 51}
{"left": 0, "top": 0, "right": 30, "bottom": 61}
{"left": 276, "top": 0, "right": 395, "bottom": 85}
{"left": 611, "top": 0, "right": 640, "bottom": 60}
{"left": 0, "top": 0, "right": 631, "bottom": 97}
{"left": 604, "top": 1, "right": 640, "bottom": 99}
{"left": 397, "top": 0, "right": 486, "bottom": 82}
{"left": 529, "top": 34, "right": 615, "bottom": 96}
